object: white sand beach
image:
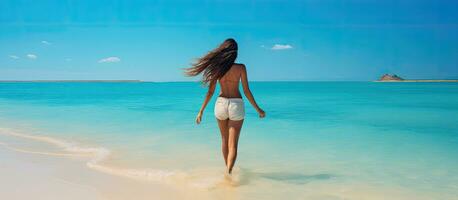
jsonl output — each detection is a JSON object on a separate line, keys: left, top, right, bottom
{"left": 0, "top": 129, "right": 191, "bottom": 200}
{"left": 0, "top": 127, "right": 282, "bottom": 200}
{"left": 2, "top": 127, "right": 451, "bottom": 200}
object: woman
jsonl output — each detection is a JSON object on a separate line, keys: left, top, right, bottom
{"left": 185, "top": 38, "right": 265, "bottom": 174}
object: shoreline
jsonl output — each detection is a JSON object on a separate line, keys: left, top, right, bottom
{"left": 0, "top": 128, "right": 183, "bottom": 184}
{"left": 0, "top": 127, "right": 224, "bottom": 200}
{"left": 1, "top": 121, "right": 455, "bottom": 199}
{"left": 0, "top": 145, "right": 185, "bottom": 200}
{"left": 0, "top": 146, "right": 105, "bottom": 200}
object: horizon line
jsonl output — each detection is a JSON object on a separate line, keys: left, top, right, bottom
{"left": 0, "top": 80, "right": 374, "bottom": 83}
{"left": 1, "top": 79, "right": 457, "bottom": 83}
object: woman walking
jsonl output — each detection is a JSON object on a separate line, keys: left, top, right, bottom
{"left": 185, "top": 38, "right": 265, "bottom": 174}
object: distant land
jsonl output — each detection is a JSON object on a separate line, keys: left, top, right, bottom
{"left": 0, "top": 80, "right": 143, "bottom": 83}
{"left": 376, "top": 74, "right": 458, "bottom": 82}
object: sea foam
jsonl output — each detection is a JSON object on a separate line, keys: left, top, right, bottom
{"left": 0, "top": 128, "right": 182, "bottom": 183}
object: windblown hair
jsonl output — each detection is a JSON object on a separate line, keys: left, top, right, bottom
{"left": 185, "top": 38, "right": 238, "bottom": 85}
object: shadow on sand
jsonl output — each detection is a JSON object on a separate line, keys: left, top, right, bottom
{"left": 227, "top": 168, "right": 337, "bottom": 187}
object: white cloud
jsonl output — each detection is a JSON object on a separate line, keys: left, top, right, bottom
{"left": 271, "top": 44, "right": 293, "bottom": 50}
{"left": 98, "top": 56, "right": 121, "bottom": 63}
{"left": 9, "top": 55, "right": 19, "bottom": 59}
{"left": 26, "top": 54, "right": 38, "bottom": 59}
{"left": 41, "top": 40, "right": 51, "bottom": 45}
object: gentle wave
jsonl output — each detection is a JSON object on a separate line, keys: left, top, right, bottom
{"left": 0, "top": 127, "right": 306, "bottom": 190}
{"left": 0, "top": 128, "right": 238, "bottom": 189}
{"left": 0, "top": 128, "right": 184, "bottom": 184}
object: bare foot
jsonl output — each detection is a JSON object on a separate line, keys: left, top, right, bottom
{"left": 226, "top": 168, "right": 232, "bottom": 175}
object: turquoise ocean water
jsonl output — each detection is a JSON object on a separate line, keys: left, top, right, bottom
{"left": 0, "top": 82, "right": 457, "bottom": 199}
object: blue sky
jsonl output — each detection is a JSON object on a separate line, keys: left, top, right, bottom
{"left": 0, "top": 0, "right": 457, "bottom": 81}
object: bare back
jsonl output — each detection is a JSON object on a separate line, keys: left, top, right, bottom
{"left": 218, "top": 63, "right": 244, "bottom": 98}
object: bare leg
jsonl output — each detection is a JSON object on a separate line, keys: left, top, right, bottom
{"left": 226, "top": 119, "right": 244, "bottom": 174}
{"left": 217, "top": 119, "right": 229, "bottom": 165}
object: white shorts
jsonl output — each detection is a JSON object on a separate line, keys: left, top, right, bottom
{"left": 214, "top": 97, "right": 245, "bottom": 121}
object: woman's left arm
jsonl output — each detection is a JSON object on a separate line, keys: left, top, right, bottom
{"left": 196, "top": 80, "right": 216, "bottom": 124}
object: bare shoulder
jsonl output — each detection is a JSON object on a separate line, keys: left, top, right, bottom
{"left": 233, "top": 63, "right": 246, "bottom": 72}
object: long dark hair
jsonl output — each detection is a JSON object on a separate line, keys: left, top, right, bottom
{"left": 185, "top": 38, "right": 238, "bottom": 85}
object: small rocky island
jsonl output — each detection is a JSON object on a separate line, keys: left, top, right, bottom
{"left": 376, "top": 74, "right": 458, "bottom": 82}
{"left": 379, "top": 74, "right": 404, "bottom": 81}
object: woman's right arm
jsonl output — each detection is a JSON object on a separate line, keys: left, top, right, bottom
{"left": 196, "top": 80, "right": 216, "bottom": 124}
{"left": 240, "top": 65, "right": 265, "bottom": 118}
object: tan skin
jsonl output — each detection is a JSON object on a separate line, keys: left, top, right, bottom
{"left": 195, "top": 63, "right": 265, "bottom": 174}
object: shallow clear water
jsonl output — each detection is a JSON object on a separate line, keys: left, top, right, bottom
{"left": 0, "top": 82, "right": 457, "bottom": 199}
